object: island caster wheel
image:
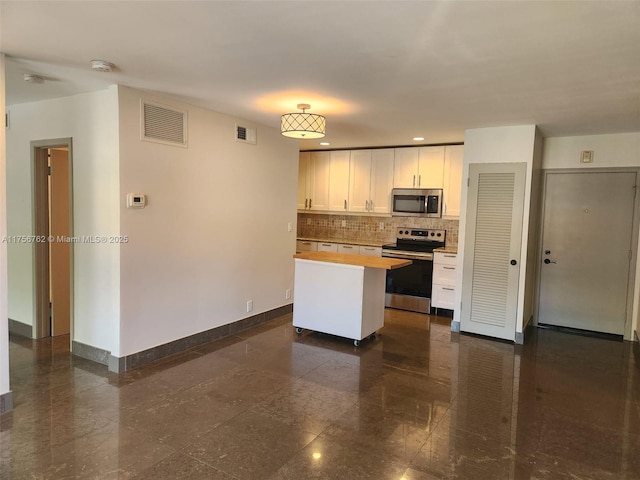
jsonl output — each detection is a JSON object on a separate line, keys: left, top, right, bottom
{"left": 295, "top": 327, "right": 303, "bottom": 335}
{"left": 369, "top": 332, "right": 377, "bottom": 340}
{"left": 353, "top": 339, "right": 360, "bottom": 347}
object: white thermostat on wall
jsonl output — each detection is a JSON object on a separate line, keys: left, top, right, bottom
{"left": 126, "top": 193, "right": 147, "bottom": 208}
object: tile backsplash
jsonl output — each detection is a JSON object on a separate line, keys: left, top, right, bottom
{"left": 297, "top": 213, "right": 459, "bottom": 248}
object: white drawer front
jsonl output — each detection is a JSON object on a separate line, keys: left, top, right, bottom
{"left": 432, "top": 284, "right": 456, "bottom": 310}
{"left": 337, "top": 244, "right": 358, "bottom": 254}
{"left": 433, "top": 263, "right": 456, "bottom": 286}
{"left": 359, "top": 246, "right": 382, "bottom": 257}
{"left": 296, "top": 240, "right": 318, "bottom": 252}
{"left": 317, "top": 242, "right": 338, "bottom": 252}
{"left": 434, "top": 252, "right": 457, "bottom": 266}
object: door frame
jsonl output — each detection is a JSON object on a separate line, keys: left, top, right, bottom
{"left": 31, "top": 138, "right": 74, "bottom": 340}
{"left": 534, "top": 167, "right": 640, "bottom": 340}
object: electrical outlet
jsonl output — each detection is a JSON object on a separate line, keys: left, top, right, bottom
{"left": 379, "top": 222, "right": 384, "bottom": 231}
{"left": 285, "top": 289, "right": 291, "bottom": 300}
{"left": 287, "top": 222, "right": 293, "bottom": 232}
{"left": 307, "top": 218, "right": 311, "bottom": 225}
{"left": 341, "top": 220, "right": 346, "bottom": 227}
{"left": 580, "top": 150, "right": 594, "bottom": 163}
{"left": 246, "top": 300, "right": 253, "bottom": 312}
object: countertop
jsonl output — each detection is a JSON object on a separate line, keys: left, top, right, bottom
{"left": 297, "top": 237, "right": 387, "bottom": 248}
{"left": 293, "top": 252, "right": 411, "bottom": 270}
{"left": 434, "top": 247, "right": 458, "bottom": 255}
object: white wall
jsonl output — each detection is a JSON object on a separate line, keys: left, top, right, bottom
{"left": 117, "top": 86, "right": 298, "bottom": 357}
{"left": 454, "top": 125, "right": 538, "bottom": 339}
{"left": 1, "top": 53, "right": 11, "bottom": 400}
{"left": 5, "top": 87, "right": 120, "bottom": 353}
{"left": 543, "top": 133, "right": 640, "bottom": 339}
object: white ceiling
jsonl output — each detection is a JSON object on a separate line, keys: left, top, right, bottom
{"left": 2, "top": 1, "right": 639, "bottom": 150}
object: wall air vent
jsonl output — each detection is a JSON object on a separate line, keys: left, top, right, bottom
{"left": 236, "top": 124, "right": 256, "bottom": 144}
{"left": 141, "top": 101, "right": 187, "bottom": 147}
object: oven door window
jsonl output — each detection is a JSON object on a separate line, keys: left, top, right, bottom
{"left": 385, "top": 259, "right": 433, "bottom": 298}
{"left": 393, "top": 195, "right": 426, "bottom": 214}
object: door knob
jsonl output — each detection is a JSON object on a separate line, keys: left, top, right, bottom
{"left": 545, "top": 250, "right": 551, "bottom": 255}
{"left": 544, "top": 259, "right": 557, "bottom": 264}
{"left": 510, "top": 259, "right": 517, "bottom": 266}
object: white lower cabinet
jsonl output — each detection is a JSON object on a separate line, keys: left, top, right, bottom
{"left": 432, "top": 251, "right": 457, "bottom": 310}
{"left": 317, "top": 242, "right": 338, "bottom": 252}
{"left": 296, "top": 240, "right": 317, "bottom": 253}
{"left": 337, "top": 244, "right": 358, "bottom": 254}
{"left": 359, "top": 246, "right": 382, "bottom": 257}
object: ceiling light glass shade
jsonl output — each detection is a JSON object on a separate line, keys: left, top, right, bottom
{"left": 281, "top": 104, "right": 326, "bottom": 139}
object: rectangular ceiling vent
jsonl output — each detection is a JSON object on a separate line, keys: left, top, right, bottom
{"left": 236, "top": 124, "right": 257, "bottom": 144}
{"left": 141, "top": 101, "right": 187, "bottom": 147}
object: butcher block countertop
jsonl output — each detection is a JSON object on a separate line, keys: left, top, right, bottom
{"left": 293, "top": 252, "right": 411, "bottom": 270}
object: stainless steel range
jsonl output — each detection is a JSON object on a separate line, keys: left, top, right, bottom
{"left": 382, "top": 228, "right": 446, "bottom": 314}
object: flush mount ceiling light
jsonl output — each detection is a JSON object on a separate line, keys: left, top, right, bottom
{"left": 281, "top": 104, "right": 326, "bottom": 139}
{"left": 23, "top": 73, "right": 45, "bottom": 83}
{"left": 413, "top": 137, "right": 425, "bottom": 141}
{"left": 90, "top": 59, "right": 114, "bottom": 72}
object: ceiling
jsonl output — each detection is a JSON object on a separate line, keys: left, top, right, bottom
{"left": 2, "top": 1, "right": 639, "bottom": 150}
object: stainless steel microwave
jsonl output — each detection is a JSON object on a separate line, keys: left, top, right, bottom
{"left": 391, "top": 188, "right": 443, "bottom": 218}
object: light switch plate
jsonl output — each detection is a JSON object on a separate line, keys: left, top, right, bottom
{"left": 580, "top": 150, "right": 594, "bottom": 163}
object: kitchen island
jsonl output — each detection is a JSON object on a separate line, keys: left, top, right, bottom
{"left": 292, "top": 252, "right": 411, "bottom": 346}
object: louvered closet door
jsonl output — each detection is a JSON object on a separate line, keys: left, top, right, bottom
{"left": 461, "top": 163, "right": 526, "bottom": 341}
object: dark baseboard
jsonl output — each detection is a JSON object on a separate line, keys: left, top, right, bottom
{"left": 8, "top": 319, "right": 32, "bottom": 339}
{"left": 634, "top": 330, "right": 639, "bottom": 367}
{"left": 72, "top": 341, "right": 110, "bottom": 366}
{"left": 108, "top": 304, "right": 293, "bottom": 373}
{"left": 0, "top": 391, "right": 13, "bottom": 413}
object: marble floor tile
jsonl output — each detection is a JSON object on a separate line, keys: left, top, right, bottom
{"left": 3, "top": 310, "right": 639, "bottom": 480}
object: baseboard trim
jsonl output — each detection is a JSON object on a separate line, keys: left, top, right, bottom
{"left": 515, "top": 331, "right": 525, "bottom": 345}
{"left": 108, "top": 304, "right": 293, "bottom": 373}
{"left": 0, "top": 391, "right": 14, "bottom": 413}
{"left": 72, "top": 341, "right": 110, "bottom": 366}
{"left": 8, "top": 319, "right": 32, "bottom": 339}
{"left": 450, "top": 320, "right": 460, "bottom": 333}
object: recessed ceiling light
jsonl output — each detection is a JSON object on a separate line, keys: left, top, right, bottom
{"left": 23, "top": 73, "right": 44, "bottom": 83}
{"left": 413, "top": 137, "right": 424, "bottom": 141}
{"left": 320, "top": 142, "right": 330, "bottom": 146}
{"left": 90, "top": 60, "right": 115, "bottom": 72}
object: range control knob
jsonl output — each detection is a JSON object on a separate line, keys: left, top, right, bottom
{"left": 430, "top": 232, "right": 435, "bottom": 236}
{"left": 436, "top": 232, "right": 442, "bottom": 237}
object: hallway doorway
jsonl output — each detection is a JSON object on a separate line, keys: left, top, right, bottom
{"left": 32, "top": 139, "right": 73, "bottom": 341}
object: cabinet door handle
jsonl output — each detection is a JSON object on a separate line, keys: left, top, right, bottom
{"left": 363, "top": 247, "right": 374, "bottom": 251}
{"left": 418, "top": 175, "right": 422, "bottom": 187}
{"left": 304, "top": 198, "right": 308, "bottom": 209}
{"left": 343, "top": 245, "right": 353, "bottom": 249}
{"left": 369, "top": 200, "right": 373, "bottom": 211}
{"left": 443, "top": 266, "right": 455, "bottom": 270}
{"left": 443, "top": 287, "right": 455, "bottom": 291}
{"left": 309, "top": 198, "right": 312, "bottom": 208}
{"left": 365, "top": 200, "right": 369, "bottom": 210}
{"left": 444, "top": 255, "right": 456, "bottom": 258}
{"left": 413, "top": 175, "right": 416, "bottom": 187}
{"left": 344, "top": 199, "right": 347, "bottom": 210}
{"left": 321, "top": 243, "right": 331, "bottom": 247}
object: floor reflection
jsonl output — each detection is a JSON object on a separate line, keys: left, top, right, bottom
{"left": 1, "top": 310, "right": 639, "bottom": 479}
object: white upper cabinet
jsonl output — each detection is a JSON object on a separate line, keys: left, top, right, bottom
{"left": 443, "top": 145, "right": 464, "bottom": 217}
{"left": 369, "top": 149, "right": 394, "bottom": 213}
{"left": 393, "top": 146, "right": 445, "bottom": 188}
{"left": 393, "top": 147, "right": 420, "bottom": 188}
{"left": 348, "top": 150, "right": 372, "bottom": 213}
{"left": 328, "top": 151, "right": 351, "bottom": 212}
{"left": 308, "top": 151, "right": 330, "bottom": 211}
{"left": 348, "top": 149, "right": 394, "bottom": 214}
{"left": 297, "top": 152, "right": 311, "bottom": 210}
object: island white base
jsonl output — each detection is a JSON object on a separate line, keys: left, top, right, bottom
{"left": 292, "top": 258, "right": 386, "bottom": 345}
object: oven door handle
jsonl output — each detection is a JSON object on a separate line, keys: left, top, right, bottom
{"left": 382, "top": 251, "right": 433, "bottom": 261}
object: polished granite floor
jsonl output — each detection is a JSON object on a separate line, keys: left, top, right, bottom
{"left": 1, "top": 309, "right": 639, "bottom": 480}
